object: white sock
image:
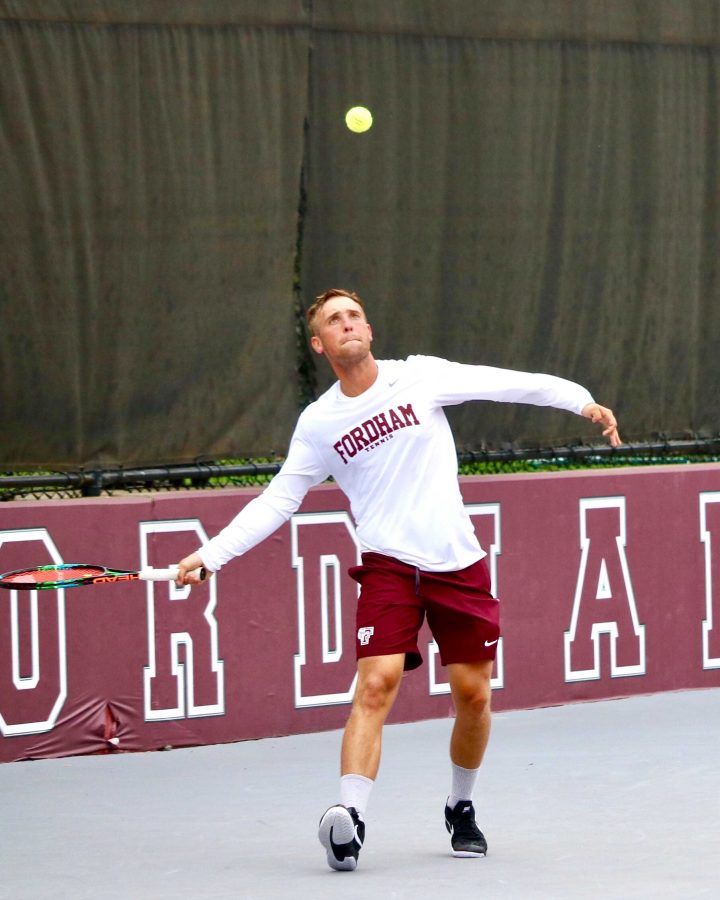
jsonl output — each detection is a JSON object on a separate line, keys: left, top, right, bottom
{"left": 340, "top": 774, "right": 374, "bottom": 816}
{"left": 448, "top": 762, "right": 480, "bottom": 809}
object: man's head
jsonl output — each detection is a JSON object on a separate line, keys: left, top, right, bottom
{"left": 306, "top": 288, "right": 373, "bottom": 369}
{"left": 306, "top": 289, "right": 366, "bottom": 336}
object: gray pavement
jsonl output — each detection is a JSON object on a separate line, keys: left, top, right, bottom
{"left": 2, "top": 688, "right": 719, "bottom": 900}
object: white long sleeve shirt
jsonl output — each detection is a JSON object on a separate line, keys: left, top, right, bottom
{"left": 198, "top": 355, "right": 594, "bottom": 573}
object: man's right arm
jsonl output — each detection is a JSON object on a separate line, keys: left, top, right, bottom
{"left": 175, "top": 428, "right": 327, "bottom": 584}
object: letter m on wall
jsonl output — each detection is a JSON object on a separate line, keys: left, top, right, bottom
{"left": 564, "top": 497, "right": 646, "bottom": 681}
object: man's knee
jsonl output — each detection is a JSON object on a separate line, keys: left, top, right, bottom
{"left": 448, "top": 661, "right": 493, "bottom": 714}
{"left": 354, "top": 657, "right": 404, "bottom": 714}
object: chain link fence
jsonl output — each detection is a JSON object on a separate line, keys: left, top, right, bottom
{"left": 2, "top": 438, "right": 720, "bottom": 502}
{"left": 0, "top": 460, "right": 279, "bottom": 502}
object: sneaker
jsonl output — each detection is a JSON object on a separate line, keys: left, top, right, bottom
{"left": 444, "top": 799, "right": 488, "bottom": 857}
{"left": 318, "top": 805, "right": 365, "bottom": 871}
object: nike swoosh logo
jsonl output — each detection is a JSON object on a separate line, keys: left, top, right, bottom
{"left": 329, "top": 826, "right": 343, "bottom": 861}
{"left": 329, "top": 823, "right": 363, "bottom": 855}
{"left": 484, "top": 639, "right": 498, "bottom": 647}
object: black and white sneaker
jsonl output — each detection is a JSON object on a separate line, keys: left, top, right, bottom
{"left": 444, "top": 799, "right": 488, "bottom": 857}
{"left": 318, "top": 805, "right": 365, "bottom": 871}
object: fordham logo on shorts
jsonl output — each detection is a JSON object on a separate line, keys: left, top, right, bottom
{"left": 357, "top": 626, "right": 375, "bottom": 646}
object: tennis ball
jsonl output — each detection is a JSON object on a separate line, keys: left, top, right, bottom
{"left": 345, "top": 106, "right": 373, "bottom": 133}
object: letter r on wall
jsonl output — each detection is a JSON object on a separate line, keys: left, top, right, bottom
{"left": 141, "top": 520, "right": 224, "bottom": 721}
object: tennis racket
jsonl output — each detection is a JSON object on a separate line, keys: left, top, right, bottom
{"left": 0, "top": 564, "right": 206, "bottom": 590}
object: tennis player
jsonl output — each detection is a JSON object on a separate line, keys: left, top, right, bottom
{"left": 176, "top": 288, "right": 621, "bottom": 870}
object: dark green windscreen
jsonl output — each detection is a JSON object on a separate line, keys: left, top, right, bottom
{"left": 2, "top": 1, "right": 719, "bottom": 465}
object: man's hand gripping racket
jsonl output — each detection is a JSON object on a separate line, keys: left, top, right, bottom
{"left": 174, "top": 552, "right": 212, "bottom": 587}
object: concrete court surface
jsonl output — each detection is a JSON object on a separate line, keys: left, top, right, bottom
{"left": 1, "top": 688, "right": 719, "bottom": 900}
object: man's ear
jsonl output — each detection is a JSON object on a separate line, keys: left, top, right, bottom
{"left": 310, "top": 334, "right": 324, "bottom": 355}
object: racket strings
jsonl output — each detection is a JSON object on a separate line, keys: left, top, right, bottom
{"left": 0, "top": 565, "right": 105, "bottom": 586}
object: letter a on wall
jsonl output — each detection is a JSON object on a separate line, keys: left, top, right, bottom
{"left": 564, "top": 497, "right": 646, "bottom": 681}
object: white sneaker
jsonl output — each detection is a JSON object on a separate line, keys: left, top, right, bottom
{"left": 318, "top": 805, "right": 365, "bottom": 871}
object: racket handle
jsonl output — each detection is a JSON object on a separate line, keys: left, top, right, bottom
{"left": 139, "top": 566, "right": 207, "bottom": 582}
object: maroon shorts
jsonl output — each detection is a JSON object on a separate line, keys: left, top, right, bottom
{"left": 348, "top": 552, "right": 500, "bottom": 671}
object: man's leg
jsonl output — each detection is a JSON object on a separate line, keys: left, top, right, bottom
{"left": 444, "top": 659, "right": 493, "bottom": 857}
{"left": 318, "top": 653, "right": 405, "bottom": 871}
{"left": 342, "top": 653, "right": 406, "bottom": 778}
{"left": 447, "top": 659, "right": 493, "bottom": 769}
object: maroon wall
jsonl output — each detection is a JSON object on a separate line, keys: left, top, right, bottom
{"left": 2, "top": 464, "right": 720, "bottom": 762}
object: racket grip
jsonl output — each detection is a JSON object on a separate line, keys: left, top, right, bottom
{"left": 139, "top": 566, "right": 207, "bottom": 582}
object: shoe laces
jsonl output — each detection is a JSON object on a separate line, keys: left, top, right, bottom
{"left": 449, "top": 803, "right": 482, "bottom": 841}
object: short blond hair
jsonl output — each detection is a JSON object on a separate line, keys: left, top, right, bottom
{"left": 306, "top": 288, "right": 365, "bottom": 335}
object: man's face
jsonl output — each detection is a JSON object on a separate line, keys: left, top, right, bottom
{"left": 310, "top": 296, "right": 373, "bottom": 364}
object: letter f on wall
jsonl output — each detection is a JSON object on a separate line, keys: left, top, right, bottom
{"left": 564, "top": 497, "right": 646, "bottom": 681}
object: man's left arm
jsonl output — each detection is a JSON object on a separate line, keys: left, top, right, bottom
{"left": 419, "top": 357, "right": 622, "bottom": 447}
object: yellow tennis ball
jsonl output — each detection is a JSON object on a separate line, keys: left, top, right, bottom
{"left": 345, "top": 106, "right": 373, "bottom": 133}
